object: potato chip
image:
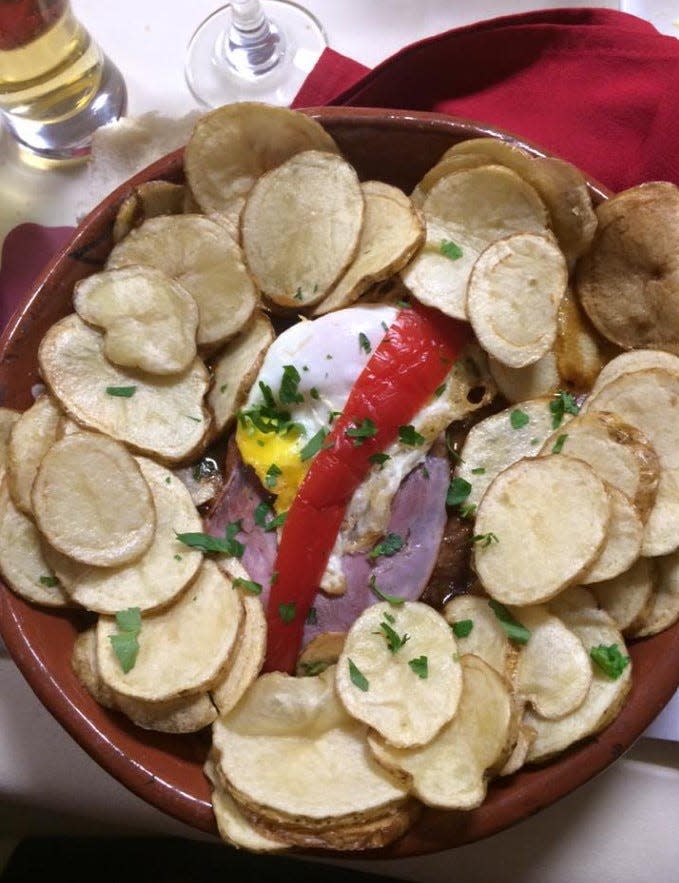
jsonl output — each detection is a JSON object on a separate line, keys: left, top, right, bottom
{"left": 474, "top": 457, "right": 610, "bottom": 605}
{"left": 6, "top": 394, "right": 62, "bottom": 515}
{"left": 210, "top": 592, "right": 267, "bottom": 717}
{"left": 296, "top": 631, "right": 346, "bottom": 678}
{"left": 32, "top": 431, "right": 155, "bottom": 568}
{"left": 73, "top": 265, "right": 199, "bottom": 375}
{"left": 488, "top": 350, "right": 561, "bottom": 404}
{"left": 0, "top": 407, "right": 20, "bottom": 473}
{"left": 410, "top": 151, "right": 491, "bottom": 207}
{"left": 579, "top": 484, "right": 643, "bottom": 584}
{"left": 107, "top": 214, "right": 257, "bottom": 351}
{"left": 443, "top": 594, "right": 515, "bottom": 678}
{"left": 336, "top": 601, "right": 462, "bottom": 748}
{"left": 591, "top": 555, "right": 656, "bottom": 635}
{"left": 554, "top": 287, "right": 617, "bottom": 394}
{"left": 39, "top": 314, "right": 210, "bottom": 463}
{"left": 312, "top": 181, "right": 424, "bottom": 315}
{"left": 72, "top": 628, "right": 118, "bottom": 708}
{"left": 242, "top": 150, "right": 364, "bottom": 310}
{"left": 368, "top": 655, "right": 515, "bottom": 810}
{"left": 44, "top": 458, "right": 202, "bottom": 613}
{"left": 97, "top": 560, "right": 242, "bottom": 702}
{"left": 113, "top": 179, "right": 186, "bottom": 242}
{"left": 588, "top": 348, "right": 679, "bottom": 399}
{"left": 630, "top": 549, "right": 679, "bottom": 637}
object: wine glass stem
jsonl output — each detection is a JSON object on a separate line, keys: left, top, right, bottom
{"left": 222, "top": 0, "right": 285, "bottom": 77}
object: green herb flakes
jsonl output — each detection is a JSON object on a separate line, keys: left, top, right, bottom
{"left": 278, "top": 602, "right": 297, "bottom": 623}
{"left": 440, "top": 239, "right": 463, "bottom": 261}
{"left": 39, "top": 574, "right": 59, "bottom": 587}
{"left": 348, "top": 658, "right": 369, "bottom": 691}
{"left": 408, "top": 656, "right": 429, "bottom": 679}
{"left": 176, "top": 521, "right": 244, "bottom": 558}
{"left": 510, "top": 409, "right": 530, "bottom": 429}
{"left": 110, "top": 607, "right": 142, "bottom": 674}
{"left": 398, "top": 425, "right": 425, "bottom": 446}
{"left": 358, "top": 332, "right": 371, "bottom": 354}
{"left": 377, "top": 619, "right": 409, "bottom": 653}
{"left": 300, "top": 427, "right": 329, "bottom": 462}
{"left": 233, "top": 577, "right": 263, "bottom": 595}
{"left": 265, "top": 463, "right": 282, "bottom": 489}
{"left": 549, "top": 390, "right": 580, "bottom": 429}
{"left": 369, "top": 574, "right": 405, "bottom": 606}
{"left": 452, "top": 619, "right": 474, "bottom": 638}
{"left": 105, "top": 385, "right": 136, "bottom": 398}
{"left": 368, "top": 533, "right": 404, "bottom": 560}
{"left": 472, "top": 532, "right": 499, "bottom": 548}
{"left": 552, "top": 433, "right": 569, "bottom": 454}
{"left": 489, "top": 600, "right": 530, "bottom": 644}
{"left": 590, "top": 644, "right": 630, "bottom": 679}
{"left": 345, "top": 418, "right": 377, "bottom": 446}
{"left": 447, "top": 477, "right": 472, "bottom": 507}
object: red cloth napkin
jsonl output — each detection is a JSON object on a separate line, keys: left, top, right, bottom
{"left": 2, "top": 7, "right": 678, "bottom": 333}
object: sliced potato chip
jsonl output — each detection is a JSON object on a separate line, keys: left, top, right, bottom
{"left": 242, "top": 150, "right": 364, "bottom": 310}
{"left": 401, "top": 165, "right": 549, "bottom": 320}
{"left": 368, "top": 655, "right": 515, "bottom": 810}
{"left": 443, "top": 594, "right": 515, "bottom": 678}
{"left": 410, "top": 151, "right": 491, "bottom": 207}
{"left": 591, "top": 555, "right": 656, "bottom": 635}
{"left": 526, "top": 592, "right": 632, "bottom": 763}
{"left": 0, "top": 407, "right": 20, "bottom": 473}
{"left": 113, "top": 180, "right": 186, "bottom": 243}
{"left": 210, "top": 593, "right": 267, "bottom": 716}
{"left": 6, "top": 394, "right": 62, "bottom": 514}
{"left": 336, "top": 601, "right": 462, "bottom": 748}
{"left": 184, "top": 103, "right": 340, "bottom": 221}
{"left": 474, "top": 456, "right": 610, "bottom": 605}
{"left": 588, "top": 348, "right": 679, "bottom": 399}
{"left": 455, "top": 397, "right": 572, "bottom": 509}
{"left": 540, "top": 411, "right": 660, "bottom": 525}
{"left": 585, "top": 367, "right": 679, "bottom": 556}
{"left": 466, "top": 232, "right": 567, "bottom": 368}
{"left": 554, "top": 287, "right": 618, "bottom": 394}
{"left": 296, "top": 631, "right": 346, "bottom": 678}
{"left": 173, "top": 456, "right": 222, "bottom": 508}
{"left": 0, "top": 476, "right": 70, "bottom": 607}
{"left": 576, "top": 182, "right": 679, "bottom": 352}
{"left": 44, "top": 458, "right": 202, "bottom": 613}
{"left": 72, "top": 628, "right": 118, "bottom": 708}
{"left": 579, "top": 484, "right": 643, "bottom": 584}
{"left": 107, "top": 215, "right": 257, "bottom": 350}
{"left": 488, "top": 350, "right": 561, "bottom": 404}
{"left": 38, "top": 314, "right": 210, "bottom": 463}
{"left": 498, "top": 723, "right": 536, "bottom": 776}
{"left": 97, "top": 559, "right": 242, "bottom": 702}
{"left": 630, "top": 549, "right": 679, "bottom": 637}
{"left": 207, "top": 312, "right": 274, "bottom": 438}
{"left": 32, "top": 431, "right": 155, "bottom": 568}
{"left": 312, "top": 181, "right": 424, "bottom": 316}
{"left": 73, "top": 265, "right": 199, "bottom": 375}
{"left": 513, "top": 605, "right": 591, "bottom": 719}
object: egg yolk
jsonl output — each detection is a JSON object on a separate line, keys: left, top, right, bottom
{"left": 236, "top": 422, "right": 311, "bottom": 513}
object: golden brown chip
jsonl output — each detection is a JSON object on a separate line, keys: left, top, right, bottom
{"left": 0, "top": 407, "right": 20, "bottom": 474}
{"left": 6, "top": 395, "right": 62, "bottom": 515}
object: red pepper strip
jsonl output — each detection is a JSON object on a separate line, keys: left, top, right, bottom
{"left": 264, "top": 302, "right": 472, "bottom": 673}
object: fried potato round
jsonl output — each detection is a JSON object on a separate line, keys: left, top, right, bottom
{"left": 73, "top": 265, "right": 199, "bottom": 375}
{"left": 499, "top": 723, "right": 537, "bottom": 777}
{"left": 466, "top": 232, "right": 567, "bottom": 368}
{"left": 38, "top": 314, "right": 210, "bottom": 463}
{"left": 211, "top": 668, "right": 408, "bottom": 824}
{"left": 72, "top": 628, "right": 118, "bottom": 708}
{"left": 514, "top": 605, "right": 591, "bottom": 719}
{"left": 0, "top": 407, "right": 20, "bottom": 473}
{"left": 97, "top": 560, "right": 242, "bottom": 702}
{"left": 312, "top": 181, "right": 425, "bottom": 316}
{"left": 242, "top": 150, "right": 364, "bottom": 310}
{"left": 576, "top": 182, "right": 679, "bottom": 352}
{"left": 401, "top": 165, "right": 549, "bottom": 320}
{"left": 540, "top": 411, "right": 659, "bottom": 525}
{"left": 554, "top": 287, "right": 618, "bottom": 394}
{"left": 0, "top": 477, "right": 70, "bottom": 607}
{"left": 207, "top": 311, "right": 274, "bottom": 438}
{"left": 474, "top": 456, "right": 610, "bottom": 605}
{"left": 579, "top": 484, "right": 643, "bottom": 584}
{"left": 107, "top": 214, "right": 257, "bottom": 351}
{"left": 455, "top": 397, "right": 572, "bottom": 509}
{"left": 336, "top": 601, "right": 462, "bottom": 748}
{"left": 173, "top": 459, "right": 222, "bottom": 508}
{"left": 588, "top": 348, "right": 679, "bottom": 399}
{"left": 591, "top": 555, "right": 656, "bottom": 635}
{"left": 443, "top": 594, "right": 515, "bottom": 678}
{"left": 32, "top": 432, "right": 155, "bottom": 568}
{"left": 113, "top": 179, "right": 187, "bottom": 243}
{"left": 488, "top": 350, "right": 561, "bottom": 404}
{"left": 630, "top": 549, "right": 679, "bottom": 638}
{"left": 184, "top": 103, "right": 340, "bottom": 222}
{"left": 44, "top": 458, "right": 202, "bottom": 613}
{"left": 296, "top": 631, "right": 347, "bottom": 678}
{"left": 368, "top": 655, "right": 515, "bottom": 810}
{"left": 410, "top": 151, "right": 491, "bottom": 207}
{"left": 526, "top": 590, "right": 632, "bottom": 762}
{"left": 585, "top": 367, "right": 679, "bottom": 556}
{"left": 6, "top": 394, "right": 62, "bottom": 515}
{"left": 210, "top": 592, "right": 267, "bottom": 717}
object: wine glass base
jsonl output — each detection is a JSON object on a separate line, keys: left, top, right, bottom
{"left": 185, "top": 1, "right": 327, "bottom": 108}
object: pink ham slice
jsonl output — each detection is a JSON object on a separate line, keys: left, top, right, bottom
{"left": 205, "top": 443, "right": 450, "bottom": 649}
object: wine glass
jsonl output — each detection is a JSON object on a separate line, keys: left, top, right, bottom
{"left": 185, "top": 0, "right": 327, "bottom": 108}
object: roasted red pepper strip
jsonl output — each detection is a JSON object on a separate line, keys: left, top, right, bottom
{"left": 264, "top": 302, "right": 472, "bottom": 673}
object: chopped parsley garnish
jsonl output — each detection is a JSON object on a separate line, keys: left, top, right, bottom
{"left": 254, "top": 502, "right": 287, "bottom": 532}
{"left": 265, "top": 463, "right": 282, "bottom": 489}
{"left": 552, "top": 433, "right": 568, "bottom": 454}
{"left": 278, "top": 602, "right": 296, "bottom": 623}
{"left": 377, "top": 618, "right": 409, "bottom": 653}
{"left": 279, "top": 364, "right": 304, "bottom": 405}
{"left": 106, "top": 385, "right": 136, "bottom": 398}
{"left": 368, "top": 533, "right": 404, "bottom": 560}
{"left": 39, "top": 574, "right": 59, "bottom": 587}
{"left": 471, "top": 467, "right": 485, "bottom": 475}
{"left": 549, "top": 390, "right": 580, "bottom": 429}
{"left": 369, "top": 452, "right": 390, "bottom": 468}
{"left": 398, "top": 425, "right": 425, "bottom": 446}
{"left": 220, "top": 383, "right": 228, "bottom": 393}
{"left": 447, "top": 476, "right": 472, "bottom": 507}
{"left": 434, "top": 383, "right": 447, "bottom": 398}
{"left": 408, "top": 656, "right": 429, "bottom": 679}
{"left": 300, "top": 427, "right": 329, "bottom": 462}
{"left": 510, "top": 409, "right": 530, "bottom": 429}
{"left": 440, "top": 239, "right": 463, "bottom": 261}
{"left": 305, "top": 606, "right": 318, "bottom": 625}
{"left": 109, "top": 607, "right": 142, "bottom": 673}
{"left": 452, "top": 619, "right": 474, "bottom": 638}
{"left": 294, "top": 287, "right": 304, "bottom": 301}
{"left": 345, "top": 417, "right": 377, "bottom": 446}
{"left": 348, "top": 658, "right": 369, "bottom": 691}
{"left": 239, "top": 382, "right": 302, "bottom": 437}
{"left": 233, "top": 577, "right": 263, "bottom": 595}
{"left": 590, "top": 644, "right": 630, "bottom": 679}
{"left": 472, "top": 532, "right": 499, "bottom": 548}
{"left": 459, "top": 503, "right": 477, "bottom": 520}
{"left": 358, "top": 332, "right": 371, "bottom": 354}
{"left": 369, "top": 574, "right": 405, "bottom": 606}
{"left": 309, "top": 386, "right": 320, "bottom": 400}
{"left": 489, "top": 600, "right": 530, "bottom": 644}
{"left": 176, "top": 521, "right": 244, "bottom": 558}
{"left": 299, "top": 660, "right": 329, "bottom": 677}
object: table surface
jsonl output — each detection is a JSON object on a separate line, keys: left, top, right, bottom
{"left": 1, "top": 3, "right": 678, "bottom": 880}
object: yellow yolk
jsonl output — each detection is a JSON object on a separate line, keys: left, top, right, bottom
{"left": 236, "top": 422, "right": 311, "bottom": 513}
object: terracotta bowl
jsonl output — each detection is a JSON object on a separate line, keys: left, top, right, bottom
{"left": 0, "top": 107, "right": 677, "bottom": 858}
